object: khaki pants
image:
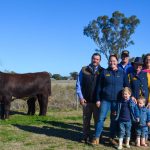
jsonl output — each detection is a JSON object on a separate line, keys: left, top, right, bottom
{"left": 82, "top": 103, "right": 99, "bottom": 139}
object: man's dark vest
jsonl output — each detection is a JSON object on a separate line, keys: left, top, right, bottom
{"left": 81, "top": 65, "right": 104, "bottom": 103}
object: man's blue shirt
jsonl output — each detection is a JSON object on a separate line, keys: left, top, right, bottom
{"left": 118, "top": 62, "right": 133, "bottom": 74}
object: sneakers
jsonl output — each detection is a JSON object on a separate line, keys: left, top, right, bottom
{"left": 117, "top": 138, "right": 123, "bottom": 150}
{"left": 125, "top": 144, "right": 130, "bottom": 148}
{"left": 136, "top": 137, "right": 140, "bottom": 147}
{"left": 141, "top": 138, "right": 147, "bottom": 147}
{"left": 117, "top": 145, "right": 123, "bottom": 150}
{"left": 117, "top": 137, "right": 130, "bottom": 149}
{"left": 125, "top": 137, "right": 130, "bottom": 148}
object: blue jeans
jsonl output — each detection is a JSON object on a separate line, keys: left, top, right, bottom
{"left": 136, "top": 126, "right": 148, "bottom": 138}
{"left": 148, "top": 127, "right": 150, "bottom": 140}
{"left": 95, "top": 100, "right": 118, "bottom": 138}
{"left": 119, "top": 121, "right": 131, "bottom": 138}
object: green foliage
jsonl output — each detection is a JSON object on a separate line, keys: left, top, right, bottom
{"left": 84, "top": 11, "right": 140, "bottom": 60}
{"left": 52, "top": 74, "right": 62, "bottom": 80}
{"left": 70, "top": 72, "right": 78, "bottom": 80}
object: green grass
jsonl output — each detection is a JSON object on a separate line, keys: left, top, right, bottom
{"left": 0, "top": 110, "right": 149, "bottom": 150}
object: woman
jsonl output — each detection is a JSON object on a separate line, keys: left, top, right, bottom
{"left": 128, "top": 57, "right": 149, "bottom": 141}
{"left": 92, "top": 54, "right": 129, "bottom": 145}
{"left": 143, "top": 53, "right": 150, "bottom": 141}
{"left": 143, "top": 53, "right": 150, "bottom": 107}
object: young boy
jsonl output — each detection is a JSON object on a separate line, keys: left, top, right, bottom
{"left": 115, "top": 87, "right": 137, "bottom": 150}
{"left": 135, "top": 97, "right": 150, "bottom": 147}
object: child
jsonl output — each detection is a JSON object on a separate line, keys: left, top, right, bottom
{"left": 135, "top": 97, "right": 150, "bottom": 147}
{"left": 115, "top": 87, "right": 137, "bottom": 150}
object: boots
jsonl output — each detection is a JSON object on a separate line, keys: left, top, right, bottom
{"left": 136, "top": 137, "right": 140, "bottom": 147}
{"left": 91, "top": 137, "right": 99, "bottom": 145}
{"left": 141, "top": 138, "right": 147, "bottom": 147}
{"left": 125, "top": 137, "right": 130, "bottom": 148}
{"left": 117, "top": 138, "right": 123, "bottom": 150}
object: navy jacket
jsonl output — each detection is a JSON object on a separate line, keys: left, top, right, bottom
{"left": 76, "top": 64, "right": 104, "bottom": 103}
{"left": 115, "top": 98, "right": 137, "bottom": 122}
{"left": 134, "top": 106, "right": 150, "bottom": 126}
{"left": 128, "top": 71, "right": 149, "bottom": 101}
{"left": 96, "top": 68, "right": 129, "bottom": 102}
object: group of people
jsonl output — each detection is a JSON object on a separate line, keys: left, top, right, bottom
{"left": 76, "top": 50, "right": 150, "bottom": 149}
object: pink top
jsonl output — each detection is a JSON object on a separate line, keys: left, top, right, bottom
{"left": 143, "top": 69, "right": 150, "bottom": 73}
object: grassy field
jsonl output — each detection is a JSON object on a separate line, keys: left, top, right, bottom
{"left": 0, "top": 80, "right": 150, "bottom": 150}
{"left": 0, "top": 110, "right": 150, "bottom": 150}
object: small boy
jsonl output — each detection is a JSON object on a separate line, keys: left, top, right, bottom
{"left": 135, "top": 97, "right": 150, "bottom": 147}
{"left": 115, "top": 87, "right": 137, "bottom": 150}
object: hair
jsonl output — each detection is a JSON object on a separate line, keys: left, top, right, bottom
{"left": 91, "top": 53, "right": 101, "bottom": 60}
{"left": 122, "top": 87, "right": 132, "bottom": 95}
{"left": 143, "top": 53, "right": 150, "bottom": 67}
{"left": 137, "top": 96, "right": 146, "bottom": 105}
{"left": 109, "top": 54, "right": 118, "bottom": 61}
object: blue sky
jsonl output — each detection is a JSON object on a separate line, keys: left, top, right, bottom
{"left": 0, "top": 0, "right": 150, "bottom": 76}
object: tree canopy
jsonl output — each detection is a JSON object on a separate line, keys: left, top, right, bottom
{"left": 84, "top": 11, "right": 140, "bottom": 60}
{"left": 70, "top": 72, "right": 78, "bottom": 80}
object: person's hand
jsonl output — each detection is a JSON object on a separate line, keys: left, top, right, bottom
{"left": 96, "top": 101, "right": 101, "bottom": 108}
{"left": 131, "top": 96, "right": 137, "bottom": 104}
{"left": 136, "top": 118, "right": 140, "bottom": 122}
{"left": 147, "top": 122, "right": 150, "bottom": 127}
{"left": 146, "top": 103, "right": 150, "bottom": 108}
{"left": 80, "top": 99, "right": 86, "bottom": 106}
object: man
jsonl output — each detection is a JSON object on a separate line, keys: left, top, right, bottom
{"left": 76, "top": 53, "right": 104, "bottom": 143}
{"left": 118, "top": 50, "right": 133, "bottom": 74}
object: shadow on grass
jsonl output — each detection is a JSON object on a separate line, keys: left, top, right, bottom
{"left": 13, "top": 123, "right": 82, "bottom": 142}
{"left": 40, "top": 120, "right": 83, "bottom": 132}
{"left": 12, "top": 121, "right": 115, "bottom": 147}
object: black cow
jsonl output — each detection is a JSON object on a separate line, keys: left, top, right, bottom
{"left": 0, "top": 72, "right": 51, "bottom": 119}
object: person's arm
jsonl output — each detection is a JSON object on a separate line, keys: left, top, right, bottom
{"left": 76, "top": 70, "right": 86, "bottom": 105}
{"left": 76, "top": 70, "right": 83, "bottom": 99}
{"left": 143, "top": 73, "right": 150, "bottom": 106}
{"left": 123, "top": 73, "right": 130, "bottom": 88}
{"left": 143, "top": 73, "right": 149, "bottom": 103}
{"left": 147, "top": 108, "right": 150, "bottom": 126}
{"left": 134, "top": 105, "right": 140, "bottom": 122}
{"left": 114, "top": 103, "right": 121, "bottom": 120}
{"left": 126, "top": 73, "right": 137, "bottom": 104}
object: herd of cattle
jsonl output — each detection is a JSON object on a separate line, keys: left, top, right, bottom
{"left": 0, "top": 71, "right": 51, "bottom": 119}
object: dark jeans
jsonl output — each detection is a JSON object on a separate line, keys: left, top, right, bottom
{"left": 95, "top": 100, "right": 118, "bottom": 138}
{"left": 119, "top": 121, "right": 131, "bottom": 138}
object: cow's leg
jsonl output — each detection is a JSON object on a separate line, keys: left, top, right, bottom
{"left": 3, "top": 96, "right": 11, "bottom": 119}
{"left": 0, "top": 102, "right": 5, "bottom": 119}
{"left": 27, "top": 97, "right": 36, "bottom": 115}
{"left": 27, "top": 98, "right": 32, "bottom": 115}
{"left": 31, "top": 97, "right": 36, "bottom": 115}
{"left": 41, "top": 94, "right": 48, "bottom": 115}
{"left": 38, "top": 94, "right": 48, "bottom": 116}
{"left": 37, "top": 94, "right": 43, "bottom": 116}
